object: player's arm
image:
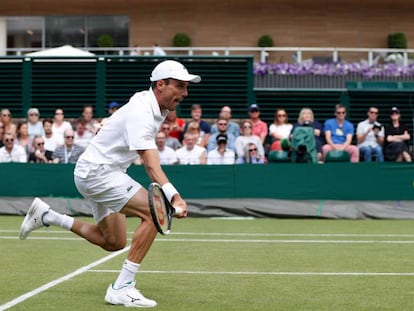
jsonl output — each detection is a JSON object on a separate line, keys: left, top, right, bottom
{"left": 138, "top": 149, "right": 187, "bottom": 217}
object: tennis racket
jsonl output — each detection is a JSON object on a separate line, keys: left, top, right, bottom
{"left": 148, "top": 182, "right": 182, "bottom": 235}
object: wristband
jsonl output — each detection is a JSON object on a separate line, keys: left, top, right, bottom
{"left": 162, "top": 183, "right": 179, "bottom": 202}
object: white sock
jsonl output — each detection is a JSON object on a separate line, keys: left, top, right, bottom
{"left": 113, "top": 259, "right": 140, "bottom": 289}
{"left": 43, "top": 209, "right": 74, "bottom": 230}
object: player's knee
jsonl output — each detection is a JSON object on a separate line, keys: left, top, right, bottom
{"left": 103, "top": 237, "right": 126, "bottom": 251}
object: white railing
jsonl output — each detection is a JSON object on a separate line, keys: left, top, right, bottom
{"left": 4, "top": 46, "right": 414, "bottom": 66}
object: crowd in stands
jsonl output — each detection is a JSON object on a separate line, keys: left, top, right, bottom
{"left": 0, "top": 101, "right": 412, "bottom": 165}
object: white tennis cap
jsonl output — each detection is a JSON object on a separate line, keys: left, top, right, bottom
{"left": 150, "top": 60, "right": 201, "bottom": 83}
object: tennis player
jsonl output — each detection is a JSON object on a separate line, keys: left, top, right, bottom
{"left": 19, "top": 60, "right": 201, "bottom": 308}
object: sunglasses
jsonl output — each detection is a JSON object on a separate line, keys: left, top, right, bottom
{"left": 336, "top": 111, "right": 346, "bottom": 115}
{"left": 218, "top": 123, "right": 228, "bottom": 126}
{"left": 162, "top": 127, "right": 170, "bottom": 130}
{"left": 29, "top": 113, "right": 39, "bottom": 116}
{"left": 278, "top": 114, "right": 286, "bottom": 117}
{"left": 369, "top": 111, "right": 378, "bottom": 115}
{"left": 2, "top": 114, "right": 10, "bottom": 117}
{"left": 249, "top": 148, "right": 257, "bottom": 152}
{"left": 37, "top": 142, "right": 45, "bottom": 146}
{"left": 243, "top": 125, "right": 252, "bottom": 128}
{"left": 65, "top": 136, "right": 74, "bottom": 139}
{"left": 5, "top": 138, "right": 14, "bottom": 142}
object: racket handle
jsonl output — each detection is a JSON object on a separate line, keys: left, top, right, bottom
{"left": 174, "top": 207, "right": 183, "bottom": 216}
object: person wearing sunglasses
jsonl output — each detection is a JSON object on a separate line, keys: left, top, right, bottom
{"left": 27, "top": 107, "right": 44, "bottom": 138}
{"left": 236, "top": 142, "right": 264, "bottom": 164}
{"left": 0, "top": 132, "right": 27, "bottom": 163}
{"left": 1, "top": 108, "right": 17, "bottom": 136}
{"left": 384, "top": 106, "right": 412, "bottom": 162}
{"left": 322, "top": 104, "right": 359, "bottom": 162}
{"left": 52, "top": 129, "right": 85, "bottom": 164}
{"left": 235, "top": 119, "right": 265, "bottom": 162}
{"left": 356, "top": 106, "right": 384, "bottom": 162}
{"left": 28, "top": 135, "right": 53, "bottom": 163}
{"left": 269, "top": 108, "right": 293, "bottom": 151}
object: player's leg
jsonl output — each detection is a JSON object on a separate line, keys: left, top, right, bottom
{"left": 105, "top": 187, "right": 158, "bottom": 308}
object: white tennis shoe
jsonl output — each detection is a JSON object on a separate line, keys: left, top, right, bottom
{"left": 19, "top": 197, "right": 50, "bottom": 240}
{"left": 105, "top": 281, "right": 157, "bottom": 308}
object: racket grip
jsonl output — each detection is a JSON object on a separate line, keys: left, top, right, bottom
{"left": 174, "top": 207, "right": 183, "bottom": 216}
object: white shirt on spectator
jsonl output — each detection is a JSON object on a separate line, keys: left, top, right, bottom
{"left": 43, "top": 134, "right": 60, "bottom": 153}
{"left": 75, "top": 131, "right": 93, "bottom": 149}
{"left": 158, "top": 146, "right": 178, "bottom": 165}
{"left": 52, "top": 121, "right": 73, "bottom": 146}
{"left": 207, "top": 148, "right": 235, "bottom": 165}
{"left": 356, "top": 119, "right": 384, "bottom": 148}
{"left": 176, "top": 145, "right": 206, "bottom": 165}
{"left": 0, "top": 145, "right": 27, "bottom": 163}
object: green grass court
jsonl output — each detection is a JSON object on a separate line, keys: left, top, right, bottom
{"left": 1, "top": 216, "right": 414, "bottom": 311}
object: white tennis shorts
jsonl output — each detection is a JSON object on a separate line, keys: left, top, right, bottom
{"left": 74, "top": 163, "right": 142, "bottom": 223}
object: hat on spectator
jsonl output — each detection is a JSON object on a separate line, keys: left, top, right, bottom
{"left": 216, "top": 133, "right": 228, "bottom": 144}
{"left": 109, "top": 101, "right": 120, "bottom": 110}
{"left": 249, "top": 104, "right": 260, "bottom": 112}
{"left": 150, "top": 60, "right": 201, "bottom": 83}
{"left": 390, "top": 106, "right": 400, "bottom": 114}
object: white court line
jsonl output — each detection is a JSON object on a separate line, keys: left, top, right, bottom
{"left": 3, "top": 229, "right": 414, "bottom": 238}
{"left": 2, "top": 236, "right": 414, "bottom": 244}
{"left": 0, "top": 246, "right": 130, "bottom": 311}
{"left": 87, "top": 269, "right": 414, "bottom": 277}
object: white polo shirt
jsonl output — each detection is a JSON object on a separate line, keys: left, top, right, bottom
{"left": 75, "top": 88, "right": 168, "bottom": 174}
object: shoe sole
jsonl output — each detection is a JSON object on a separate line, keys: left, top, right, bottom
{"left": 19, "top": 198, "right": 45, "bottom": 240}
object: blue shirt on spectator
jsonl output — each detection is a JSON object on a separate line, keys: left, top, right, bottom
{"left": 324, "top": 118, "right": 354, "bottom": 144}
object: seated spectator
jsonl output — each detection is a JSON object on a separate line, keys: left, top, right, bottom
{"left": 384, "top": 107, "right": 412, "bottom": 162}
{"left": 156, "top": 131, "right": 178, "bottom": 165}
{"left": 27, "top": 108, "right": 44, "bottom": 138}
{"left": 165, "top": 110, "right": 185, "bottom": 141}
{"left": 15, "top": 121, "right": 33, "bottom": 157}
{"left": 175, "top": 132, "right": 207, "bottom": 165}
{"left": 42, "top": 118, "right": 59, "bottom": 153}
{"left": 210, "top": 106, "right": 240, "bottom": 138}
{"left": 0, "top": 121, "right": 4, "bottom": 148}
{"left": 291, "top": 108, "right": 324, "bottom": 162}
{"left": 52, "top": 108, "right": 73, "bottom": 146}
{"left": 184, "top": 104, "right": 211, "bottom": 147}
{"left": 236, "top": 142, "right": 265, "bottom": 164}
{"left": 235, "top": 120, "right": 265, "bottom": 162}
{"left": 207, "top": 134, "right": 235, "bottom": 165}
{"left": 356, "top": 107, "right": 384, "bottom": 162}
{"left": 248, "top": 104, "right": 268, "bottom": 144}
{"left": 108, "top": 101, "right": 120, "bottom": 116}
{"left": 1, "top": 108, "right": 17, "bottom": 136}
{"left": 53, "top": 129, "right": 85, "bottom": 164}
{"left": 322, "top": 104, "right": 359, "bottom": 163}
{"left": 81, "top": 105, "right": 98, "bottom": 134}
{"left": 0, "top": 133, "right": 27, "bottom": 163}
{"left": 74, "top": 117, "right": 93, "bottom": 149}
{"left": 269, "top": 108, "right": 293, "bottom": 151}
{"left": 207, "top": 117, "right": 236, "bottom": 152}
{"left": 160, "top": 121, "right": 181, "bottom": 150}
{"left": 29, "top": 136, "right": 53, "bottom": 163}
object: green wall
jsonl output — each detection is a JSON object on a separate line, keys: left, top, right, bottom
{"left": 2, "top": 163, "right": 414, "bottom": 201}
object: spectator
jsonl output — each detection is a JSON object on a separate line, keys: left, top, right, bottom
{"left": 155, "top": 131, "right": 178, "bottom": 165}
{"left": 184, "top": 104, "right": 211, "bottom": 148}
{"left": 236, "top": 142, "right": 265, "bottom": 164}
{"left": 1, "top": 108, "right": 17, "bottom": 136}
{"left": 248, "top": 104, "right": 268, "bottom": 144}
{"left": 108, "top": 101, "right": 120, "bottom": 116}
{"left": 322, "top": 104, "right": 359, "bottom": 163}
{"left": 52, "top": 108, "right": 73, "bottom": 146}
{"left": 207, "top": 117, "right": 236, "bottom": 152}
{"left": 0, "top": 132, "right": 27, "bottom": 163}
{"left": 29, "top": 136, "right": 53, "bottom": 163}
{"left": 207, "top": 134, "right": 235, "bottom": 165}
{"left": 165, "top": 110, "right": 185, "bottom": 141}
{"left": 82, "top": 105, "right": 98, "bottom": 134}
{"left": 130, "top": 44, "right": 141, "bottom": 56}
{"left": 0, "top": 121, "right": 4, "bottom": 148}
{"left": 74, "top": 117, "right": 93, "bottom": 149}
{"left": 160, "top": 122, "right": 181, "bottom": 150}
{"left": 42, "top": 118, "right": 59, "bottom": 153}
{"left": 235, "top": 120, "right": 265, "bottom": 162}
{"left": 15, "top": 121, "right": 32, "bottom": 157}
{"left": 153, "top": 43, "right": 166, "bottom": 56}
{"left": 269, "top": 108, "right": 293, "bottom": 151}
{"left": 356, "top": 107, "right": 384, "bottom": 162}
{"left": 384, "top": 107, "right": 412, "bottom": 162}
{"left": 210, "top": 106, "right": 240, "bottom": 138}
{"left": 176, "top": 132, "right": 207, "bottom": 165}
{"left": 184, "top": 121, "right": 203, "bottom": 146}
{"left": 53, "top": 129, "right": 85, "bottom": 164}
{"left": 291, "top": 107, "right": 324, "bottom": 162}
{"left": 27, "top": 108, "right": 44, "bottom": 138}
